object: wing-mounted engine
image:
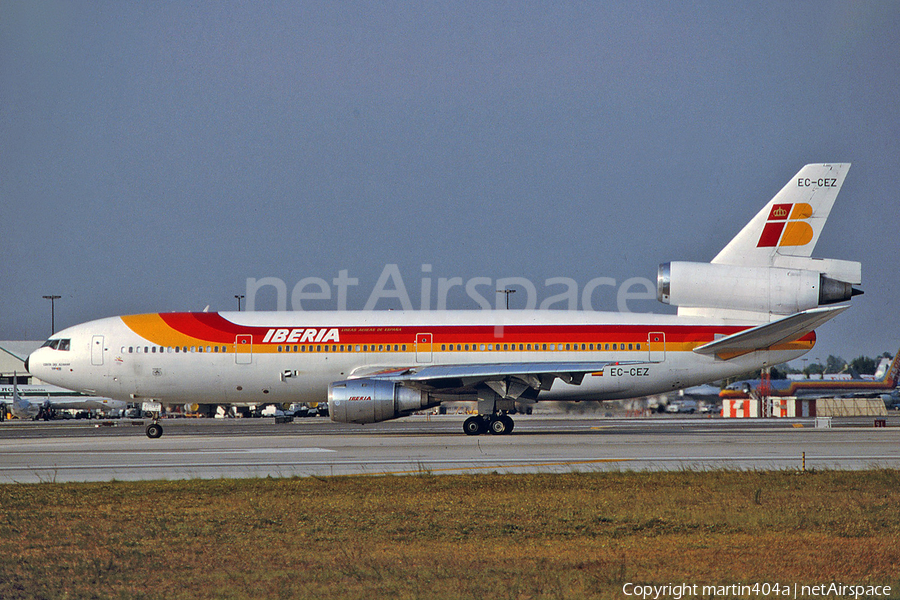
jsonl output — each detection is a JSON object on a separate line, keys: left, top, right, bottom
{"left": 328, "top": 379, "right": 440, "bottom": 424}
{"left": 657, "top": 261, "right": 862, "bottom": 318}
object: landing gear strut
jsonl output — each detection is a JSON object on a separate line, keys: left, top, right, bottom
{"left": 463, "top": 413, "right": 514, "bottom": 436}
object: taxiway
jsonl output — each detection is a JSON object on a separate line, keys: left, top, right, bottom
{"left": 1, "top": 415, "right": 898, "bottom": 483}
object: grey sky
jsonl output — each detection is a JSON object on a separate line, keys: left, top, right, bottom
{"left": 2, "top": 1, "right": 898, "bottom": 364}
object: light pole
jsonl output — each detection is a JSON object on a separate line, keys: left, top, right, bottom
{"left": 235, "top": 295, "right": 245, "bottom": 311}
{"left": 42, "top": 295, "right": 61, "bottom": 335}
{"left": 496, "top": 288, "right": 516, "bottom": 310}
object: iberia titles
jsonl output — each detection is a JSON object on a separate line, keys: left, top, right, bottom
{"left": 261, "top": 328, "right": 340, "bottom": 344}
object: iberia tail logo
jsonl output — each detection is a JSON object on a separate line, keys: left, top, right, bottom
{"left": 756, "top": 202, "right": 814, "bottom": 247}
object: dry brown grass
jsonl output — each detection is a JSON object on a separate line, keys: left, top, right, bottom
{"left": 1, "top": 470, "right": 899, "bottom": 599}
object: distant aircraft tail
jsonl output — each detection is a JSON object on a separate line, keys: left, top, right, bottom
{"left": 10, "top": 375, "right": 31, "bottom": 417}
{"left": 881, "top": 350, "right": 900, "bottom": 387}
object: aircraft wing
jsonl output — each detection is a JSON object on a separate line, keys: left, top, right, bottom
{"left": 692, "top": 305, "right": 850, "bottom": 359}
{"left": 351, "top": 361, "right": 636, "bottom": 396}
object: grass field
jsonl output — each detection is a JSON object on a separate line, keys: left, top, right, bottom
{"left": 1, "top": 470, "right": 899, "bottom": 600}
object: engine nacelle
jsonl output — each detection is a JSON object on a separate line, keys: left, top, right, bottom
{"left": 658, "top": 262, "right": 858, "bottom": 315}
{"left": 328, "top": 379, "right": 440, "bottom": 424}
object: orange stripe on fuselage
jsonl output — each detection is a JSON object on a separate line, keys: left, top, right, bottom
{"left": 119, "top": 312, "right": 816, "bottom": 356}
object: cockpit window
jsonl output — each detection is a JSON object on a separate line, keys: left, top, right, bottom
{"left": 40, "top": 338, "right": 70, "bottom": 351}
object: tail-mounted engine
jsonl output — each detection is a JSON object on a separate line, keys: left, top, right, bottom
{"left": 328, "top": 379, "right": 440, "bottom": 424}
{"left": 657, "top": 262, "right": 862, "bottom": 316}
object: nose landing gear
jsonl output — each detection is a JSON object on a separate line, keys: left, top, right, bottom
{"left": 145, "top": 412, "right": 163, "bottom": 439}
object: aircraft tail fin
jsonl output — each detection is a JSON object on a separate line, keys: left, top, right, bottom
{"left": 713, "top": 163, "right": 851, "bottom": 269}
{"left": 11, "top": 374, "right": 29, "bottom": 415}
{"left": 882, "top": 350, "right": 900, "bottom": 387}
{"left": 666, "top": 163, "right": 862, "bottom": 321}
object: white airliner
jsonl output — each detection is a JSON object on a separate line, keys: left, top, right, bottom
{"left": 0, "top": 379, "right": 127, "bottom": 420}
{"left": 26, "top": 164, "right": 863, "bottom": 438}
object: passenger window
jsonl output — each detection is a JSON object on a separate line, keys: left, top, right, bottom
{"left": 441, "top": 344, "right": 446, "bottom": 351}
{"left": 129, "top": 346, "right": 134, "bottom": 353}
{"left": 636, "top": 343, "right": 641, "bottom": 350}
{"left": 628, "top": 343, "right": 633, "bottom": 350}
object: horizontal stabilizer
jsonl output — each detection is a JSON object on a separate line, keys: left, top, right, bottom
{"left": 693, "top": 305, "right": 850, "bottom": 359}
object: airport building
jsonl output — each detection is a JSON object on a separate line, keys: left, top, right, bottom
{"left": 0, "top": 341, "right": 42, "bottom": 384}
{"left": 722, "top": 397, "right": 888, "bottom": 418}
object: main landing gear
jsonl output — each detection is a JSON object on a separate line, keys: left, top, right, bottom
{"left": 463, "top": 413, "right": 514, "bottom": 436}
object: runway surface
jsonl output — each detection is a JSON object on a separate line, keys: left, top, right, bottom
{"left": 1, "top": 414, "right": 899, "bottom": 483}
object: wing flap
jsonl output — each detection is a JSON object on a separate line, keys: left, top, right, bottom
{"left": 351, "top": 361, "right": 638, "bottom": 395}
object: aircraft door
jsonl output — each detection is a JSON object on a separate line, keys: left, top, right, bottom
{"left": 91, "top": 335, "right": 104, "bottom": 366}
{"left": 416, "top": 333, "right": 432, "bottom": 363}
{"left": 648, "top": 332, "right": 665, "bottom": 363}
{"left": 235, "top": 334, "right": 252, "bottom": 364}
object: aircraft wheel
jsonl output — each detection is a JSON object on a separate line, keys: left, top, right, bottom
{"left": 501, "top": 414, "right": 514, "bottom": 434}
{"left": 146, "top": 423, "right": 164, "bottom": 439}
{"left": 463, "top": 416, "right": 485, "bottom": 436}
{"left": 488, "top": 415, "right": 509, "bottom": 435}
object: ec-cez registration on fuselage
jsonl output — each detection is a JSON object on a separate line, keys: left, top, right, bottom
{"left": 27, "top": 164, "right": 863, "bottom": 438}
